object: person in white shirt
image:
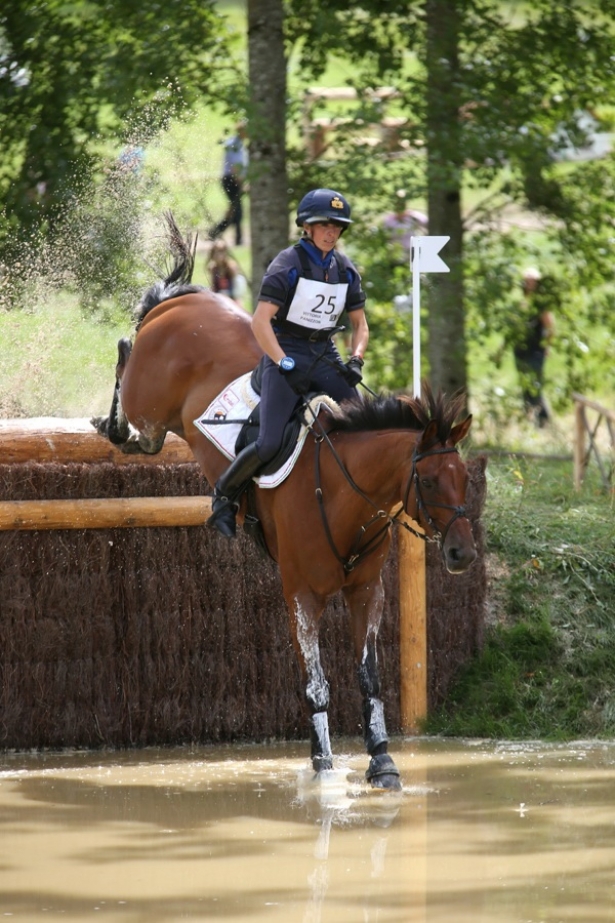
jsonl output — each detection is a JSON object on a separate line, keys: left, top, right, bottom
{"left": 209, "top": 121, "right": 249, "bottom": 246}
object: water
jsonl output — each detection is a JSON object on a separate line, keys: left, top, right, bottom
{"left": 1, "top": 737, "right": 615, "bottom": 921}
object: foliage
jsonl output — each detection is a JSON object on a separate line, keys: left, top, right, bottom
{"left": 2, "top": 0, "right": 615, "bottom": 395}
{"left": 425, "top": 455, "right": 615, "bottom": 739}
{"left": 0, "top": 0, "right": 236, "bottom": 256}
{"left": 284, "top": 0, "right": 615, "bottom": 396}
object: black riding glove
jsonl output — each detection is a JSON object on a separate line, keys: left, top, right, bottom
{"left": 279, "top": 365, "right": 311, "bottom": 395}
{"left": 342, "top": 355, "right": 364, "bottom": 387}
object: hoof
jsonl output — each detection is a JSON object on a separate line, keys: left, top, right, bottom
{"left": 366, "top": 753, "right": 402, "bottom": 791}
{"left": 90, "top": 415, "right": 109, "bottom": 436}
{"left": 312, "top": 755, "right": 334, "bottom": 773}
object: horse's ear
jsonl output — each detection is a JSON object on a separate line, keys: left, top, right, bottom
{"left": 418, "top": 420, "right": 439, "bottom": 451}
{"left": 450, "top": 414, "right": 472, "bottom": 445}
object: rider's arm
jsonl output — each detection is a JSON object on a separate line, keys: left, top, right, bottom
{"left": 252, "top": 301, "right": 287, "bottom": 364}
{"left": 347, "top": 307, "right": 369, "bottom": 361}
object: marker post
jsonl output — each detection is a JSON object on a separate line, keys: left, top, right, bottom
{"left": 400, "top": 234, "right": 451, "bottom": 733}
{"left": 409, "top": 235, "right": 450, "bottom": 397}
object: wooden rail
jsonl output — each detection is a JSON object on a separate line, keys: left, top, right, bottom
{"left": 0, "top": 417, "right": 195, "bottom": 465}
{"left": 0, "top": 496, "right": 212, "bottom": 531}
{"left": 572, "top": 394, "right": 615, "bottom": 490}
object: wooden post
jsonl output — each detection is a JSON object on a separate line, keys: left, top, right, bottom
{"left": 573, "top": 398, "right": 585, "bottom": 491}
{"left": 398, "top": 515, "right": 427, "bottom": 733}
{"left": 0, "top": 496, "right": 212, "bottom": 531}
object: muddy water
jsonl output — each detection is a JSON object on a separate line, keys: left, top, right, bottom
{"left": 1, "top": 738, "right": 615, "bottom": 921}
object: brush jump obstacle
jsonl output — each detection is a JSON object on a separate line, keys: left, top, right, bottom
{"left": 0, "top": 424, "right": 486, "bottom": 758}
{"left": 0, "top": 219, "right": 487, "bottom": 776}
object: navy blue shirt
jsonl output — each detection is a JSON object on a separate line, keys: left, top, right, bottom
{"left": 258, "top": 240, "right": 366, "bottom": 318}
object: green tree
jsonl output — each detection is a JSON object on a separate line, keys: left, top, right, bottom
{"left": 0, "top": 0, "right": 231, "bottom": 249}
{"left": 285, "top": 0, "right": 615, "bottom": 398}
{"left": 247, "top": 0, "right": 289, "bottom": 298}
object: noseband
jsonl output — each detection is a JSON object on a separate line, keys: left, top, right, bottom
{"left": 403, "top": 445, "right": 468, "bottom": 548}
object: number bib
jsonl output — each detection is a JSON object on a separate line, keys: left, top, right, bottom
{"left": 286, "top": 278, "right": 349, "bottom": 331}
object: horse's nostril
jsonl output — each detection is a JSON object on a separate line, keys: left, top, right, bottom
{"left": 445, "top": 543, "right": 477, "bottom": 574}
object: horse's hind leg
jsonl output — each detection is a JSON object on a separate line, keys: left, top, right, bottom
{"left": 287, "top": 590, "right": 333, "bottom": 773}
{"left": 344, "top": 578, "right": 402, "bottom": 791}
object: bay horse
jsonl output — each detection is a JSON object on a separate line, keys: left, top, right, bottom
{"left": 95, "top": 214, "right": 478, "bottom": 790}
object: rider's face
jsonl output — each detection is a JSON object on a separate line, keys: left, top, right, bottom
{"left": 304, "top": 221, "right": 344, "bottom": 254}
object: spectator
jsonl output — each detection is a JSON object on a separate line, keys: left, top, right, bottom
{"left": 382, "top": 189, "right": 428, "bottom": 261}
{"left": 207, "top": 240, "right": 246, "bottom": 307}
{"left": 512, "top": 267, "right": 557, "bottom": 428}
{"left": 209, "top": 120, "right": 249, "bottom": 246}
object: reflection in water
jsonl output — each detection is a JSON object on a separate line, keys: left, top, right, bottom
{"left": 1, "top": 739, "right": 615, "bottom": 920}
{"left": 296, "top": 768, "right": 402, "bottom": 923}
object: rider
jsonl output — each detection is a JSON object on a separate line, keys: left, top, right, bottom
{"left": 209, "top": 187, "right": 369, "bottom": 538}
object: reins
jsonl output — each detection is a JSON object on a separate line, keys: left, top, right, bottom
{"left": 305, "top": 405, "right": 468, "bottom": 574}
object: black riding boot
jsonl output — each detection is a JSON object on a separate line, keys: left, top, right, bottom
{"left": 209, "top": 444, "right": 262, "bottom": 539}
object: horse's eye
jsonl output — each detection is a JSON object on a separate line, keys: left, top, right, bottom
{"left": 420, "top": 477, "right": 433, "bottom": 490}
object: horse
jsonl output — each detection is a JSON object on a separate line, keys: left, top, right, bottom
{"left": 94, "top": 214, "right": 478, "bottom": 790}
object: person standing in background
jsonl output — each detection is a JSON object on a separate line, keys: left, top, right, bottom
{"left": 382, "top": 189, "right": 428, "bottom": 262}
{"left": 209, "top": 120, "right": 248, "bottom": 246}
{"left": 512, "top": 267, "right": 557, "bottom": 428}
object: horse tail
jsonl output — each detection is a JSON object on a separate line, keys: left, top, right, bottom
{"left": 134, "top": 211, "right": 201, "bottom": 327}
{"left": 162, "top": 210, "right": 197, "bottom": 286}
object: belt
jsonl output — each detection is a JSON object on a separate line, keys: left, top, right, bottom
{"left": 275, "top": 322, "right": 339, "bottom": 342}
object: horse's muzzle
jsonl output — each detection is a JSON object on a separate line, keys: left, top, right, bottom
{"left": 442, "top": 521, "right": 477, "bottom": 574}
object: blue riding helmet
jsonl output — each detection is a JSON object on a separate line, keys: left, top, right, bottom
{"left": 295, "top": 188, "right": 353, "bottom": 228}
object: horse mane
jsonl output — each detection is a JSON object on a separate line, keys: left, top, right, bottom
{"left": 134, "top": 211, "right": 205, "bottom": 328}
{"left": 329, "top": 383, "right": 466, "bottom": 441}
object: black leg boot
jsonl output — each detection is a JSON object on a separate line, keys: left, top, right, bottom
{"left": 209, "top": 444, "right": 262, "bottom": 538}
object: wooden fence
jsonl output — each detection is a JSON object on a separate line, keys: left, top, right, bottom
{"left": 573, "top": 394, "right": 615, "bottom": 490}
{"left": 302, "top": 86, "right": 412, "bottom": 159}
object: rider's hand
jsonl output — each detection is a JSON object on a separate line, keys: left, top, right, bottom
{"left": 279, "top": 365, "right": 311, "bottom": 395}
{"left": 342, "top": 355, "right": 364, "bottom": 387}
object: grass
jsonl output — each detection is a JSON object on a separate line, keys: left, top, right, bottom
{"left": 425, "top": 452, "right": 615, "bottom": 739}
{"left": 0, "top": 291, "right": 128, "bottom": 418}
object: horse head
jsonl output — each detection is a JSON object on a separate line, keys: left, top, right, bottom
{"left": 406, "top": 413, "right": 477, "bottom": 574}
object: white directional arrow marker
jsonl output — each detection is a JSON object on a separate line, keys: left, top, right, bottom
{"left": 414, "top": 235, "right": 450, "bottom": 273}
{"left": 410, "top": 235, "right": 451, "bottom": 397}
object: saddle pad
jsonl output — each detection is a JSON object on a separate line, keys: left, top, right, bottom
{"left": 193, "top": 372, "right": 338, "bottom": 489}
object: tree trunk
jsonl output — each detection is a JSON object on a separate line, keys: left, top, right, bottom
{"left": 247, "top": 0, "right": 289, "bottom": 306}
{"left": 425, "top": 0, "right": 467, "bottom": 400}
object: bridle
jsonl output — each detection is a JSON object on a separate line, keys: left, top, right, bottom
{"left": 311, "top": 415, "right": 470, "bottom": 573}
{"left": 403, "top": 444, "right": 468, "bottom": 548}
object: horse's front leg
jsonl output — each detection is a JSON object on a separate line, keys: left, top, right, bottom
{"left": 286, "top": 590, "right": 333, "bottom": 774}
{"left": 343, "top": 578, "right": 402, "bottom": 791}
